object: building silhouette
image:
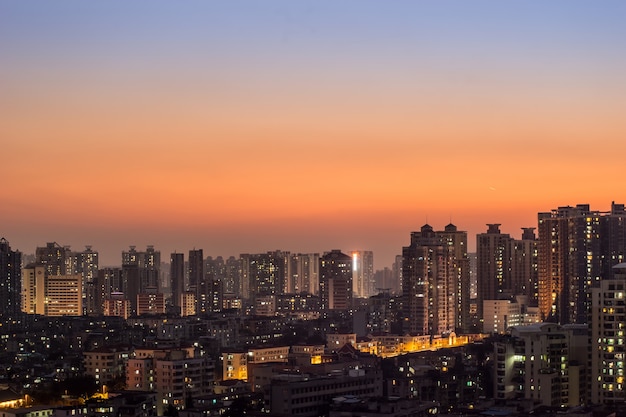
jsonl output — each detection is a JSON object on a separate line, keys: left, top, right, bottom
{"left": 170, "top": 252, "right": 185, "bottom": 314}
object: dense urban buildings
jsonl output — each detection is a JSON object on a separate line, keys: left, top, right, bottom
{"left": 5, "top": 201, "right": 626, "bottom": 415}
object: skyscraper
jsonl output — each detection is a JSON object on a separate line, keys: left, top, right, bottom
{"left": 402, "top": 224, "right": 468, "bottom": 336}
{"left": 319, "top": 249, "right": 352, "bottom": 312}
{"left": 0, "top": 238, "right": 21, "bottom": 322}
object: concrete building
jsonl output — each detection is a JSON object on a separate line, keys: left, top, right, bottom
{"left": 493, "top": 322, "right": 588, "bottom": 407}
{"left": 83, "top": 346, "right": 132, "bottom": 386}
{"left": 590, "top": 262, "right": 626, "bottom": 404}
{"left": 103, "top": 292, "right": 131, "bottom": 319}
{"left": 126, "top": 347, "right": 214, "bottom": 415}
{"left": 269, "top": 367, "right": 383, "bottom": 417}
{"left": 21, "top": 265, "right": 82, "bottom": 316}
{"left": 483, "top": 299, "right": 521, "bottom": 334}
{"left": 136, "top": 292, "right": 165, "bottom": 316}
{"left": 402, "top": 224, "right": 469, "bottom": 336}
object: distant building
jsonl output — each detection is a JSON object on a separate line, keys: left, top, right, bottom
{"left": 103, "top": 292, "right": 131, "bottom": 319}
{"left": 137, "top": 292, "right": 165, "bottom": 316}
{"left": 240, "top": 251, "right": 289, "bottom": 304}
{"left": 35, "top": 242, "right": 68, "bottom": 276}
{"left": 170, "top": 252, "right": 185, "bottom": 313}
{"left": 67, "top": 246, "right": 99, "bottom": 316}
{"left": 96, "top": 267, "right": 124, "bottom": 313}
{"left": 0, "top": 238, "right": 21, "bottom": 322}
{"left": 122, "top": 246, "right": 160, "bottom": 315}
{"left": 189, "top": 249, "right": 205, "bottom": 313}
{"left": 351, "top": 250, "right": 374, "bottom": 299}
{"left": 320, "top": 250, "right": 352, "bottom": 312}
{"left": 288, "top": 253, "right": 320, "bottom": 295}
{"left": 180, "top": 291, "right": 196, "bottom": 317}
{"left": 21, "top": 265, "right": 82, "bottom": 316}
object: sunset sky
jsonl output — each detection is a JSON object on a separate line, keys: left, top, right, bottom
{"left": 2, "top": 1, "right": 626, "bottom": 268}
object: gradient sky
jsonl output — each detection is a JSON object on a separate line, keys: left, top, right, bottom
{"left": 2, "top": 1, "right": 626, "bottom": 268}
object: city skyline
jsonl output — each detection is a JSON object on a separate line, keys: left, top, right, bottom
{"left": 3, "top": 2, "right": 626, "bottom": 269}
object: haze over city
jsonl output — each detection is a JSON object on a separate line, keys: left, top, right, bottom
{"left": 2, "top": 1, "right": 626, "bottom": 267}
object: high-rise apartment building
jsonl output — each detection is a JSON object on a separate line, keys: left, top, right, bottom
{"left": 351, "top": 250, "right": 374, "bottom": 299}
{"left": 511, "top": 228, "right": 538, "bottom": 303}
{"left": 223, "top": 256, "right": 240, "bottom": 295}
{"left": 0, "top": 238, "right": 21, "bottom": 322}
{"left": 67, "top": 246, "right": 99, "bottom": 315}
{"left": 122, "top": 246, "right": 161, "bottom": 315}
{"left": 96, "top": 267, "right": 124, "bottom": 315}
{"left": 35, "top": 242, "right": 69, "bottom": 276}
{"left": 476, "top": 224, "right": 513, "bottom": 327}
{"left": 319, "top": 249, "right": 352, "bottom": 312}
{"left": 170, "top": 252, "right": 185, "bottom": 314}
{"left": 402, "top": 224, "right": 468, "bottom": 336}
{"left": 289, "top": 253, "right": 320, "bottom": 295}
{"left": 240, "top": 251, "right": 289, "bottom": 305}
{"left": 189, "top": 249, "right": 205, "bottom": 312}
{"left": 590, "top": 262, "right": 626, "bottom": 404}
{"left": 493, "top": 322, "right": 587, "bottom": 407}
{"left": 538, "top": 203, "right": 626, "bottom": 324}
